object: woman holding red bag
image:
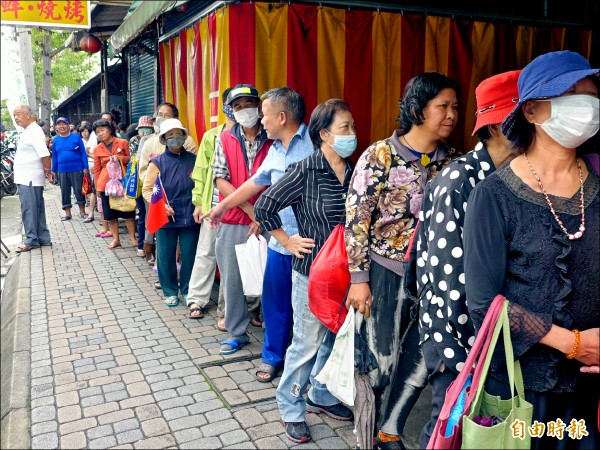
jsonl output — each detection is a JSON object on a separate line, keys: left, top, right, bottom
{"left": 345, "top": 72, "right": 461, "bottom": 449}
{"left": 254, "top": 99, "right": 357, "bottom": 444}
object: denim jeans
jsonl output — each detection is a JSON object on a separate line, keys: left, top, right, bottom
{"left": 276, "top": 270, "right": 339, "bottom": 423}
{"left": 136, "top": 197, "right": 145, "bottom": 251}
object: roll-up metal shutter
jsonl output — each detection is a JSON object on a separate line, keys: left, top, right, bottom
{"left": 160, "top": 1, "right": 215, "bottom": 37}
{"left": 129, "top": 38, "right": 157, "bottom": 123}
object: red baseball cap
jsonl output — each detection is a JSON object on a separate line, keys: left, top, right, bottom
{"left": 472, "top": 70, "right": 521, "bottom": 136}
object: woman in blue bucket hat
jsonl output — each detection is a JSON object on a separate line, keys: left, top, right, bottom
{"left": 463, "top": 50, "right": 599, "bottom": 449}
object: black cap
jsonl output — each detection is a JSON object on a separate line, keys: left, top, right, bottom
{"left": 226, "top": 84, "right": 259, "bottom": 106}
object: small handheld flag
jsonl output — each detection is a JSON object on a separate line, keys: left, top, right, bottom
{"left": 146, "top": 175, "right": 170, "bottom": 234}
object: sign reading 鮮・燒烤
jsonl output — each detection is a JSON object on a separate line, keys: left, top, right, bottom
{"left": 1, "top": 0, "right": 91, "bottom": 29}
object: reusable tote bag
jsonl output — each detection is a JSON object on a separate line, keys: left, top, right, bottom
{"left": 235, "top": 234, "right": 268, "bottom": 296}
{"left": 462, "top": 301, "right": 533, "bottom": 449}
{"left": 109, "top": 194, "right": 136, "bottom": 212}
{"left": 427, "top": 295, "right": 506, "bottom": 450}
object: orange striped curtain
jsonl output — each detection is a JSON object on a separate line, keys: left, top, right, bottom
{"left": 159, "top": 3, "right": 593, "bottom": 155}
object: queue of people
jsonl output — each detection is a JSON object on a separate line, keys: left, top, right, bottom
{"left": 11, "top": 49, "right": 599, "bottom": 449}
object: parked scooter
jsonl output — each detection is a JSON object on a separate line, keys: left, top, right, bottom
{"left": 0, "top": 143, "right": 17, "bottom": 196}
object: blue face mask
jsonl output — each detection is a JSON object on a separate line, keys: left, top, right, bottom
{"left": 326, "top": 130, "right": 357, "bottom": 158}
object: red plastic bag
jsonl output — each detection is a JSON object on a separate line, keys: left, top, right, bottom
{"left": 81, "top": 173, "right": 92, "bottom": 196}
{"left": 308, "top": 224, "right": 350, "bottom": 333}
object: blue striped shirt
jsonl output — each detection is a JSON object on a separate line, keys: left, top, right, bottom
{"left": 251, "top": 123, "right": 314, "bottom": 255}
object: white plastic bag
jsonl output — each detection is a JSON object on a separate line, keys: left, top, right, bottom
{"left": 235, "top": 234, "right": 268, "bottom": 297}
{"left": 315, "top": 306, "right": 356, "bottom": 406}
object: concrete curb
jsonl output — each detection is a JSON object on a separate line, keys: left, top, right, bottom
{"left": 1, "top": 250, "right": 31, "bottom": 449}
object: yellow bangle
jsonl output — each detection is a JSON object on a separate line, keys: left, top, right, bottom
{"left": 566, "top": 329, "right": 580, "bottom": 359}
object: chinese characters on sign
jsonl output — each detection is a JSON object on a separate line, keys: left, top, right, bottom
{"left": 1, "top": 1, "right": 90, "bottom": 29}
{"left": 511, "top": 419, "right": 589, "bottom": 440}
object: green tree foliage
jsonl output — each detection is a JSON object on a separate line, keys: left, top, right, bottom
{"left": 30, "top": 29, "right": 98, "bottom": 102}
{"left": 1, "top": 99, "right": 13, "bottom": 130}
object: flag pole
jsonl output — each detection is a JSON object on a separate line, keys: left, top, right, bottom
{"left": 157, "top": 173, "right": 175, "bottom": 222}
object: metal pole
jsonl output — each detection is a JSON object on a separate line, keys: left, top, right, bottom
{"left": 101, "top": 40, "right": 109, "bottom": 112}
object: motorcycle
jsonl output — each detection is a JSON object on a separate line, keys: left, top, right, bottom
{"left": 0, "top": 144, "right": 17, "bottom": 196}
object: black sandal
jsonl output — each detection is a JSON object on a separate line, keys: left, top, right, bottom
{"left": 188, "top": 304, "right": 204, "bottom": 319}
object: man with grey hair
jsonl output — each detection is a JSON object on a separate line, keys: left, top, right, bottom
{"left": 202, "top": 87, "right": 314, "bottom": 382}
{"left": 13, "top": 104, "right": 52, "bottom": 252}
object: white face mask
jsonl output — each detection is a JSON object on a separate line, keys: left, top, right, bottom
{"left": 154, "top": 116, "right": 166, "bottom": 134}
{"left": 535, "top": 94, "right": 599, "bottom": 148}
{"left": 233, "top": 107, "right": 260, "bottom": 128}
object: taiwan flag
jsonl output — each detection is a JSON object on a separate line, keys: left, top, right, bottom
{"left": 146, "top": 175, "right": 169, "bottom": 234}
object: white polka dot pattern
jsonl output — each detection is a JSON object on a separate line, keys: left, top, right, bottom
{"left": 415, "top": 146, "right": 496, "bottom": 372}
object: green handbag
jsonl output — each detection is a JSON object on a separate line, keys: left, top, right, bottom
{"left": 462, "top": 301, "right": 534, "bottom": 449}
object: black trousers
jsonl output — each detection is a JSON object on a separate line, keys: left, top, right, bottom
{"left": 419, "top": 338, "right": 458, "bottom": 448}
{"left": 58, "top": 170, "right": 85, "bottom": 210}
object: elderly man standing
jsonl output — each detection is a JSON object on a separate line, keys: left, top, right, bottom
{"left": 210, "top": 84, "right": 273, "bottom": 355}
{"left": 202, "top": 87, "right": 314, "bottom": 379}
{"left": 13, "top": 104, "right": 52, "bottom": 252}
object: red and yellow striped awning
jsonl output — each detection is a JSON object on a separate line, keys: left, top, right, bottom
{"left": 158, "top": 2, "right": 592, "bottom": 156}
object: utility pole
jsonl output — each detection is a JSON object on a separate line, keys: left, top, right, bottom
{"left": 17, "top": 27, "right": 38, "bottom": 115}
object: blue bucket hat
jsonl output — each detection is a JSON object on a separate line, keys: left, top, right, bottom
{"left": 501, "top": 50, "right": 599, "bottom": 137}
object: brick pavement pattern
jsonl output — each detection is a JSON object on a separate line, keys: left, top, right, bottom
{"left": 29, "top": 189, "right": 357, "bottom": 449}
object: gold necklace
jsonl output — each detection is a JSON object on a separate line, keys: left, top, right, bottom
{"left": 523, "top": 154, "right": 586, "bottom": 240}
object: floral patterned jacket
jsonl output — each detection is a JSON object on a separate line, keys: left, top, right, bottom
{"left": 345, "top": 130, "right": 458, "bottom": 283}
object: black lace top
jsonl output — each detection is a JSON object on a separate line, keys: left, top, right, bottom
{"left": 463, "top": 161, "right": 599, "bottom": 393}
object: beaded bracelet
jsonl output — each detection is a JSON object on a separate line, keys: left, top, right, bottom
{"left": 566, "top": 329, "right": 580, "bottom": 359}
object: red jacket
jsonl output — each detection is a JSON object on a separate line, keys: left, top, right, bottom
{"left": 220, "top": 126, "right": 272, "bottom": 225}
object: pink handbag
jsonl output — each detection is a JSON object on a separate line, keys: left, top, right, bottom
{"left": 426, "top": 295, "right": 506, "bottom": 450}
{"left": 105, "top": 156, "right": 125, "bottom": 197}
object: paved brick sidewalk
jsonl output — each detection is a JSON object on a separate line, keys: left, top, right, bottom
{"left": 27, "top": 189, "right": 360, "bottom": 449}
